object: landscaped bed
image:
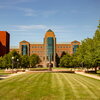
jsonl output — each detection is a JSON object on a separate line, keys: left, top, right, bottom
{"left": 53, "top": 70, "right": 75, "bottom": 73}
{"left": 29, "top": 68, "right": 49, "bottom": 71}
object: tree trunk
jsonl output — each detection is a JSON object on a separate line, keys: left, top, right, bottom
{"left": 94, "top": 66, "right": 97, "bottom": 73}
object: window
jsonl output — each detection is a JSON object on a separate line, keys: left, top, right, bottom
{"left": 73, "top": 41, "right": 77, "bottom": 43}
{"left": 22, "top": 45, "right": 27, "bottom": 55}
{"left": 66, "top": 46, "right": 68, "bottom": 48}
{"left": 73, "top": 45, "right": 79, "bottom": 53}
{"left": 47, "top": 37, "right": 54, "bottom": 61}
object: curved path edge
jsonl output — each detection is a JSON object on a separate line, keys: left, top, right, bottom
{"left": 75, "top": 71, "right": 100, "bottom": 80}
{"left": 0, "top": 72, "right": 26, "bottom": 79}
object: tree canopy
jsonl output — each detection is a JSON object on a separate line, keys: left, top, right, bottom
{"left": 30, "top": 54, "right": 41, "bottom": 68}
{"left": 59, "top": 23, "right": 100, "bottom": 73}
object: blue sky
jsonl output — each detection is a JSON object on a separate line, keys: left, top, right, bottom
{"left": 0, "top": 0, "right": 100, "bottom": 46}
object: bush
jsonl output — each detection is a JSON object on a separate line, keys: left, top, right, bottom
{"left": 29, "top": 68, "right": 48, "bottom": 71}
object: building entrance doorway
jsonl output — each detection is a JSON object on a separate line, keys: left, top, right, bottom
{"left": 47, "top": 63, "right": 53, "bottom": 68}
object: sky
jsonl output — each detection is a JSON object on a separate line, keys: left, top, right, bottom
{"left": 0, "top": 0, "right": 100, "bottom": 47}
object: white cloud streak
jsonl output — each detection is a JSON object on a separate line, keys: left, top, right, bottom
{"left": 17, "top": 8, "right": 38, "bottom": 16}
{"left": 1, "top": 24, "right": 94, "bottom": 36}
{"left": 15, "top": 25, "right": 47, "bottom": 30}
{"left": 0, "top": 5, "right": 59, "bottom": 17}
{"left": 2, "top": 25, "right": 76, "bottom": 34}
{"left": 42, "top": 10, "right": 59, "bottom": 17}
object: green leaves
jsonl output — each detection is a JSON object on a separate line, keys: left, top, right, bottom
{"left": 60, "top": 53, "right": 72, "bottom": 67}
{"left": 76, "top": 28, "right": 100, "bottom": 72}
{"left": 30, "top": 54, "right": 41, "bottom": 67}
{"left": 59, "top": 24, "right": 100, "bottom": 71}
{"left": 21, "top": 55, "right": 30, "bottom": 68}
{"left": 0, "top": 50, "right": 41, "bottom": 69}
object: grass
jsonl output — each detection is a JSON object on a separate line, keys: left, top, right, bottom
{"left": 0, "top": 73, "right": 11, "bottom": 75}
{"left": 0, "top": 73, "right": 100, "bottom": 100}
{"left": 0, "top": 69, "right": 4, "bottom": 73}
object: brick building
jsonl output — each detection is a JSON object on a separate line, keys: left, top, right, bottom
{"left": 10, "top": 29, "right": 80, "bottom": 67}
{"left": 0, "top": 31, "right": 10, "bottom": 56}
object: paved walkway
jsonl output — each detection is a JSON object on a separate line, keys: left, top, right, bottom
{"left": 0, "top": 72, "right": 26, "bottom": 79}
{"left": 1, "top": 70, "right": 100, "bottom": 80}
{"left": 75, "top": 71, "right": 100, "bottom": 80}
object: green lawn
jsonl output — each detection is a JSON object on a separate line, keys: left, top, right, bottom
{"left": 0, "top": 73, "right": 100, "bottom": 100}
{"left": 0, "top": 73, "right": 11, "bottom": 75}
{"left": 0, "top": 69, "right": 4, "bottom": 73}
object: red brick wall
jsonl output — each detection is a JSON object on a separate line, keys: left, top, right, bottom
{"left": 0, "top": 31, "right": 10, "bottom": 56}
{"left": 30, "top": 44, "right": 44, "bottom": 61}
{"left": 56, "top": 44, "right": 72, "bottom": 57}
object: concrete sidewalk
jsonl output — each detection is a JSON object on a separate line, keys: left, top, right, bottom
{"left": 75, "top": 71, "right": 100, "bottom": 80}
{"left": 0, "top": 72, "right": 26, "bottom": 79}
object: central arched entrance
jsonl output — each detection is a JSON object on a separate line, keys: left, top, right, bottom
{"left": 47, "top": 63, "right": 53, "bottom": 68}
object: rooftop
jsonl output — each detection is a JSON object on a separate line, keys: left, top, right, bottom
{"left": 47, "top": 29, "right": 53, "bottom": 32}
{"left": 30, "top": 42, "right": 43, "bottom": 44}
{"left": 45, "top": 29, "right": 55, "bottom": 37}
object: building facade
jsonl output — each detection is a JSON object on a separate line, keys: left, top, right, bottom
{"left": 0, "top": 31, "right": 10, "bottom": 56}
{"left": 10, "top": 29, "right": 80, "bottom": 67}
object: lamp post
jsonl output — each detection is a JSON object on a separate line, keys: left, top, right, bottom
{"left": 12, "top": 56, "right": 14, "bottom": 71}
{"left": 17, "top": 59, "right": 19, "bottom": 69}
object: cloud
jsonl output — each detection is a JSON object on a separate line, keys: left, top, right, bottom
{"left": 1, "top": 24, "right": 77, "bottom": 35}
{"left": 42, "top": 10, "right": 59, "bottom": 17}
{"left": 70, "top": 9, "right": 88, "bottom": 14}
{"left": 18, "top": 8, "right": 59, "bottom": 17}
{"left": 0, "top": 5, "right": 58, "bottom": 17}
{"left": 17, "top": 8, "right": 37, "bottom": 16}
{"left": 0, "top": 24, "right": 47, "bottom": 31}
{"left": 12, "top": 25, "right": 48, "bottom": 30}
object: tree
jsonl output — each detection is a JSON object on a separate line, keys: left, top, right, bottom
{"left": 76, "top": 38, "right": 95, "bottom": 70}
{"left": 70, "top": 53, "right": 80, "bottom": 68}
{"left": 21, "top": 55, "right": 30, "bottom": 68}
{"left": 9, "top": 50, "right": 20, "bottom": 60}
{"left": 75, "top": 40, "right": 87, "bottom": 68}
{"left": 30, "top": 54, "right": 41, "bottom": 68}
{"left": 56, "top": 53, "right": 60, "bottom": 67}
{"left": 60, "top": 53, "right": 71, "bottom": 67}
{"left": 1, "top": 50, "right": 21, "bottom": 69}
{"left": 2, "top": 54, "right": 12, "bottom": 68}
{"left": 60, "top": 51, "right": 66, "bottom": 58}
{"left": 93, "top": 29, "right": 100, "bottom": 72}
{"left": 76, "top": 28, "right": 100, "bottom": 73}
{"left": 0, "top": 57, "right": 3, "bottom": 68}
{"left": 9, "top": 50, "right": 21, "bottom": 68}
